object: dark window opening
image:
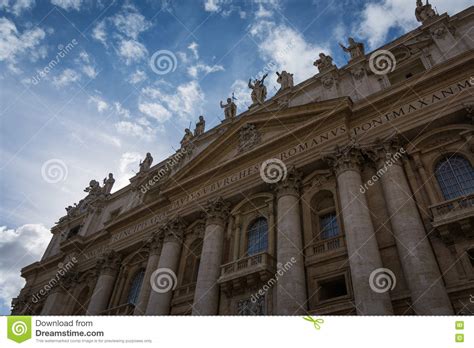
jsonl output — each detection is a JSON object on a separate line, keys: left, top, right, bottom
{"left": 467, "top": 249, "right": 474, "bottom": 267}
{"left": 319, "top": 276, "right": 348, "bottom": 302}
{"left": 67, "top": 225, "right": 81, "bottom": 239}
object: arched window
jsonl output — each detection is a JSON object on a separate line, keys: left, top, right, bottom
{"left": 319, "top": 212, "right": 340, "bottom": 240}
{"left": 247, "top": 217, "right": 268, "bottom": 255}
{"left": 127, "top": 269, "right": 145, "bottom": 305}
{"left": 311, "top": 190, "right": 340, "bottom": 240}
{"left": 435, "top": 155, "right": 474, "bottom": 200}
{"left": 182, "top": 238, "right": 203, "bottom": 285}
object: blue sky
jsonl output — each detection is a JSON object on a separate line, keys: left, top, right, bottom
{"left": 0, "top": 0, "right": 470, "bottom": 314}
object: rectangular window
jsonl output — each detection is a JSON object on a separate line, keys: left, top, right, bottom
{"left": 319, "top": 212, "right": 339, "bottom": 240}
{"left": 318, "top": 275, "right": 348, "bottom": 302}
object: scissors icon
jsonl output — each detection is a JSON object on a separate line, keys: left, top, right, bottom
{"left": 303, "top": 316, "right": 324, "bottom": 330}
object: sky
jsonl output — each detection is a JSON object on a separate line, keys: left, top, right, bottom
{"left": 0, "top": 0, "right": 471, "bottom": 315}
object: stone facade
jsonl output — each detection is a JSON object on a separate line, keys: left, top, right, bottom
{"left": 12, "top": 5, "right": 474, "bottom": 316}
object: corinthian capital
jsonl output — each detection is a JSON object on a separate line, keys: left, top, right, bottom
{"left": 364, "top": 136, "right": 406, "bottom": 169}
{"left": 145, "top": 230, "right": 164, "bottom": 255}
{"left": 273, "top": 165, "right": 302, "bottom": 198}
{"left": 325, "top": 145, "right": 363, "bottom": 176}
{"left": 162, "top": 217, "right": 186, "bottom": 244}
{"left": 204, "top": 197, "right": 230, "bottom": 227}
{"left": 96, "top": 250, "right": 121, "bottom": 276}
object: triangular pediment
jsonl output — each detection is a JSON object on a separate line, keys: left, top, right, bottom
{"left": 168, "top": 97, "right": 352, "bottom": 187}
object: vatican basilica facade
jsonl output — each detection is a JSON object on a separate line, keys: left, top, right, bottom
{"left": 12, "top": 3, "right": 474, "bottom": 316}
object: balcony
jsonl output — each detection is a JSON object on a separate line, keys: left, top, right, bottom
{"left": 312, "top": 235, "right": 345, "bottom": 255}
{"left": 430, "top": 193, "right": 474, "bottom": 243}
{"left": 171, "top": 282, "right": 196, "bottom": 307}
{"left": 101, "top": 303, "right": 135, "bottom": 315}
{"left": 218, "top": 252, "right": 276, "bottom": 295}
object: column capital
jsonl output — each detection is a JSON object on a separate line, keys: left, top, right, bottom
{"left": 325, "top": 145, "right": 363, "bottom": 176}
{"left": 96, "top": 250, "right": 121, "bottom": 276}
{"left": 203, "top": 196, "right": 230, "bottom": 227}
{"left": 273, "top": 165, "right": 302, "bottom": 198}
{"left": 364, "top": 136, "right": 406, "bottom": 170}
{"left": 162, "top": 217, "right": 186, "bottom": 244}
{"left": 144, "top": 231, "right": 164, "bottom": 255}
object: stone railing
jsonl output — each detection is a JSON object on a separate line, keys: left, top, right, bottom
{"left": 221, "top": 252, "right": 274, "bottom": 276}
{"left": 312, "top": 235, "right": 345, "bottom": 255}
{"left": 430, "top": 193, "right": 474, "bottom": 218}
{"left": 174, "top": 282, "right": 196, "bottom": 298}
{"left": 101, "top": 303, "right": 135, "bottom": 315}
{"left": 218, "top": 252, "right": 276, "bottom": 294}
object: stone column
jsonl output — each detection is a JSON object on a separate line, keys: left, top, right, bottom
{"left": 41, "top": 266, "right": 79, "bottom": 315}
{"left": 87, "top": 251, "right": 121, "bottom": 315}
{"left": 145, "top": 218, "right": 185, "bottom": 315}
{"left": 274, "top": 167, "right": 307, "bottom": 315}
{"left": 367, "top": 139, "right": 453, "bottom": 314}
{"left": 192, "top": 197, "right": 230, "bottom": 315}
{"left": 41, "top": 287, "right": 66, "bottom": 315}
{"left": 134, "top": 232, "right": 163, "bottom": 315}
{"left": 326, "top": 147, "right": 393, "bottom": 315}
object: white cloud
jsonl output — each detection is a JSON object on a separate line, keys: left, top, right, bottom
{"left": 356, "top": 0, "right": 473, "bottom": 49}
{"left": 50, "top": 0, "right": 82, "bottom": 11}
{"left": 138, "top": 102, "right": 172, "bottom": 123}
{"left": 114, "top": 102, "right": 131, "bottom": 118}
{"left": 141, "top": 80, "right": 205, "bottom": 122}
{"left": 128, "top": 69, "right": 147, "bottom": 84}
{"left": 92, "top": 21, "right": 107, "bottom": 47}
{"left": 1, "top": 0, "right": 35, "bottom": 16}
{"left": 0, "top": 18, "right": 46, "bottom": 65}
{"left": 0, "top": 224, "right": 50, "bottom": 311}
{"left": 119, "top": 151, "right": 141, "bottom": 173}
{"left": 230, "top": 79, "right": 251, "bottom": 110}
{"left": 115, "top": 120, "right": 156, "bottom": 141}
{"left": 88, "top": 95, "right": 109, "bottom": 113}
{"left": 188, "top": 41, "right": 199, "bottom": 59}
{"left": 112, "top": 6, "right": 151, "bottom": 39}
{"left": 82, "top": 65, "right": 97, "bottom": 78}
{"left": 204, "top": 0, "right": 221, "bottom": 12}
{"left": 52, "top": 68, "right": 80, "bottom": 87}
{"left": 117, "top": 39, "right": 148, "bottom": 65}
{"left": 249, "top": 20, "right": 328, "bottom": 88}
{"left": 187, "top": 63, "right": 224, "bottom": 78}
